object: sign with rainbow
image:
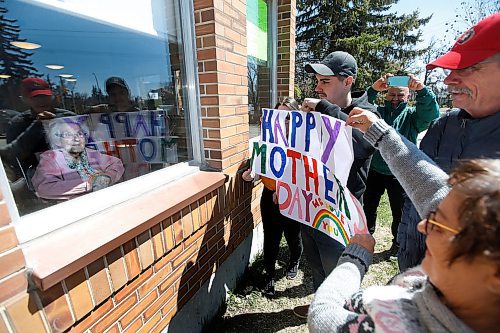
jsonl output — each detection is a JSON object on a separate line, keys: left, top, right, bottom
{"left": 250, "top": 109, "right": 367, "bottom": 246}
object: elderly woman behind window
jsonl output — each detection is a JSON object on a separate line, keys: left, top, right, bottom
{"left": 32, "top": 119, "right": 124, "bottom": 200}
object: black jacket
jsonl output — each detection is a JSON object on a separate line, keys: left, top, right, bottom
{"left": 315, "top": 91, "right": 379, "bottom": 203}
{"left": 6, "top": 108, "right": 76, "bottom": 178}
{"left": 420, "top": 109, "right": 500, "bottom": 172}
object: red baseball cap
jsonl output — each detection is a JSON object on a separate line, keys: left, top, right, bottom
{"left": 21, "top": 78, "right": 52, "bottom": 98}
{"left": 426, "top": 13, "right": 500, "bottom": 70}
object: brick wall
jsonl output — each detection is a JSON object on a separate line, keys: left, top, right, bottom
{"left": 195, "top": 0, "right": 250, "bottom": 174}
{"left": 277, "top": 0, "right": 296, "bottom": 100}
{"left": 0, "top": 177, "right": 261, "bottom": 332}
{"left": 0, "top": 0, "right": 297, "bottom": 331}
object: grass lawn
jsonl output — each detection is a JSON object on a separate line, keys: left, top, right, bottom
{"left": 207, "top": 193, "right": 399, "bottom": 332}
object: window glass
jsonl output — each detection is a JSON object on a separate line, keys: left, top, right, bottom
{"left": 246, "top": 0, "right": 275, "bottom": 138}
{"left": 0, "top": 0, "right": 195, "bottom": 216}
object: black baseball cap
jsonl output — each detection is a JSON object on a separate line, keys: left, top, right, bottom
{"left": 305, "top": 51, "right": 357, "bottom": 80}
{"left": 105, "top": 76, "right": 129, "bottom": 93}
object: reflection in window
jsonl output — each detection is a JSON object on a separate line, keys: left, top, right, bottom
{"left": 247, "top": 0, "right": 273, "bottom": 138}
{"left": 0, "top": 0, "right": 194, "bottom": 215}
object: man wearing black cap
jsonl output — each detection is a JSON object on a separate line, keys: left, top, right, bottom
{"left": 105, "top": 76, "right": 138, "bottom": 112}
{"left": 397, "top": 13, "right": 500, "bottom": 271}
{"left": 293, "top": 51, "right": 379, "bottom": 318}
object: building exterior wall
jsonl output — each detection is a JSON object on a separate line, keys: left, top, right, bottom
{"left": 0, "top": 1, "right": 296, "bottom": 332}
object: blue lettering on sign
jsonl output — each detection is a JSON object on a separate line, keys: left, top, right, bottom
{"left": 138, "top": 138, "right": 156, "bottom": 161}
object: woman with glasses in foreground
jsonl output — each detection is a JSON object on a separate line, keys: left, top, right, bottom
{"left": 307, "top": 107, "right": 499, "bottom": 333}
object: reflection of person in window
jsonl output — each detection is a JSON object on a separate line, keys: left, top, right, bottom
{"left": 89, "top": 76, "right": 139, "bottom": 113}
{"left": 31, "top": 120, "right": 124, "bottom": 200}
{"left": 5, "top": 78, "right": 75, "bottom": 179}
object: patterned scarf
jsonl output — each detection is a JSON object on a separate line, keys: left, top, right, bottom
{"left": 64, "top": 149, "right": 98, "bottom": 181}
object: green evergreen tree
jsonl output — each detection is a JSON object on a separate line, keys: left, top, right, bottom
{"left": 296, "top": 0, "right": 432, "bottom": 94}
{"left": 0, "top": 0, "right": 39, "bottom": 109}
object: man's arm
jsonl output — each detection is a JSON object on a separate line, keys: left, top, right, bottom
{"left": 412, "top": 86, "right": 440, "bottom": 132}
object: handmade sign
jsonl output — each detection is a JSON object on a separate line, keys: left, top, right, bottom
{"left": 250, "top": 108, "right": 367, "bottom": 246}
{"left": 44, "top": 110, "right": 178, "bottom": 179}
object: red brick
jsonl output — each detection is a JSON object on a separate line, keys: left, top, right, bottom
{"left": 87, "top": 258, "right": 112, "bottom": 306}
{"left": 0, "top": 249, "right": 25, "bottom": 279}
{"left": 151, "top": 224, "right": 164, "bottom": 260}
{"left": 39, "top": 282, "right": 75, "bottom": 332}
{"left": 172, "top": 213, "right": 183, "bottom": 245}
{"left": 0, "top": 316, "right": 9, "bottom": 332}
{"left": 184, "top": 225, "right": 206, "bottom": 249}
{"left": 154, "top": 244, "right": 182, "bottom": 271}
{"left": 137, "top": 311, "right": 161, "bottom": 333}
{"left": 172, "top": 244, "right": 198, "bottom": 269}
{"left": 162, "top": 218, "right": 174, "bottom": 252}
{"left": 91, "top": 293, "right": 137, "bottom": 333}
{"left": 123, "top": 318, "right": 142, "bottom": 333}
{"left": 0, "top": 203, "right": 11, "bottom": 227}
{"left": 65, "top": 269, "right": 94, "bottom": 321}
{"left": 119, "top": 289, "right": 157, "bottom": 328}
{"left": 143, "top": 286, "right": 174, "bottom": 321}
{"left": 181, "top": 207, "right": 193, "bottom": 237}
{"left": 158, "top": 266, "right": 184, "bottom": 295}
{"left": 0, "top": 226, "right": 18, "bottom": 253}
{"left": 137, "top": 231, "right": 154, "bottom": 270}
{"left": 68, "top": 298, "right": 113, "bottom": 333}
{"left": 114, "top": 267, "right": 153, "bottom": 303}
{"left": 123, "top": 240, "right": 141, "bottom": 280}
{"left": 0, "top": 269, "right": 27, "bottom": 303}
{"left": 160, "top": 293, "right": 179, "bottom": 318}
{"left": 138, "top": 263, "right": 172, "bottom": 298}
{"left": 105, "top": 324, "right": 120, "bottom": 333}
{"left": 5, "top": 293, "right": 46, "bottom": 333}
{"left": 106, "top": 247, "right": 128, "bottom": 293}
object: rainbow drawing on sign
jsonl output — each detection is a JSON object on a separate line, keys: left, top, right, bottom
{"left": 312, "top": 209, "right": 350, "bottom": 245}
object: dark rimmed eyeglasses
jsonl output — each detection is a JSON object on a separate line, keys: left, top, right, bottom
{"left": 423, "top": 211, "right": 460, "bottom": 235}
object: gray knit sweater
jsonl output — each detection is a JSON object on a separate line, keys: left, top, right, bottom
{"left": 308, "top": 120, "right": 474, "bottom": 333}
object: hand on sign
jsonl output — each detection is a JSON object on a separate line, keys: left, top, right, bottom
{"left": 349, "top": 234, "right": 375, "bottom": 254}
{"left": 35, "top": 111, "right": 56, "bottom": 120}
{"left": 346, "top": 107, "right": 379, "bottom": 133}
{"left": 242, "top": 169, "right": 254, "bottom": 182}
{"left": 301, "top": 98, "right": 321, "bottom": 112}
{"left": 272, "top": 191, "right": 278, "bottom": 204}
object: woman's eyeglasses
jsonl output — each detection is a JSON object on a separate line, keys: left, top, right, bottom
{"left": 56, "top": 131, "right": 86, "bottom": 139}
{"left": 423, "top": 211, "right": 460, "bottom": 235}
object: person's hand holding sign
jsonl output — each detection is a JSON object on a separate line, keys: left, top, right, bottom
{"left": 349, "top": 234, "right": 376, "bottom": 253}
{"left": 301, "top": 98, "right": 321, "bottom": 112}
{"left": 346, "top": 107, "right": 379, "bottom": 133}
{"left": 242, "top": 169, "right": 254, "bottom": 182}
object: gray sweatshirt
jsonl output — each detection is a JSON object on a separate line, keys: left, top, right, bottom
{"left": 308, "top": 120, "right": 473, "bottom": 333}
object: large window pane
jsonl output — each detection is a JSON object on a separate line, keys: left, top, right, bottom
{"left": 247, "top": 0, "right": 275, "bottom": 138}
{"left": 0, "top": 0, "right": 196, "bottom": 215}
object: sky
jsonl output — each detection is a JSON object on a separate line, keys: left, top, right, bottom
{"left": 8, "top": 0, "right": 175, "bottom": 97}
{"left": 390, "top": 0, "right": 468, "bottom": 47}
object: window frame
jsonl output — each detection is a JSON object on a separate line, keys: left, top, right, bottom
{"left": 2, "top": 0, "right": 204, "bottom": 244}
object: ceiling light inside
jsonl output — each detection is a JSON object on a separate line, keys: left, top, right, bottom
{"left": 46, "top": 64, "right": 64, "bottom": 70}
{"left": 10, "top": 41, "right": 41, "bottom": 50}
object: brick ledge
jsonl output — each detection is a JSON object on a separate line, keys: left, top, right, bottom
{"left": 23, "top": 171, "right": 226, "bottom": 291}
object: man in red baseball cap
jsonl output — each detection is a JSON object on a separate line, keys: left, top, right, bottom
{"left": 5, "top": 78, "right": 74, "bottom": 181}
{"left": 396, "top": 12, "right": 500, "bottom": 271}
{"left": 21, "top": 78, "right": 53, "bottom": 98}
